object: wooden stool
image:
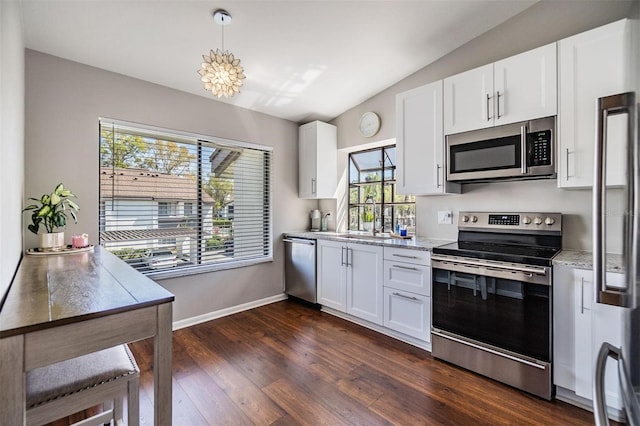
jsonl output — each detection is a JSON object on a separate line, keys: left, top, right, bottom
{"left": 26, "top": 344, "right": 140, "bottom": 426}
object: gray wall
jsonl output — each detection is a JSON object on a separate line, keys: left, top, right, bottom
{"left": 323, "top": 0, "right": 636, "bottom": 252}
{"left": 24, "top": 50, "right": 316, "bottom": 322}
{"left": 0, "top": 1, "right": 25, "bottom": 303}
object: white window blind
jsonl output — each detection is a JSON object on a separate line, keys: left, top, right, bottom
{"left": 99, "top": 119, "right": 272, "bottom": 277}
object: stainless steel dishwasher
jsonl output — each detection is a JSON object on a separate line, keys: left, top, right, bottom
{"left": 283, "top": 237, "right": 317, "bottom": 303}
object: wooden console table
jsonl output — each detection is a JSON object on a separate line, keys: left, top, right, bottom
{"left": 0, "top": 246, "right": 175, "bottom": 425}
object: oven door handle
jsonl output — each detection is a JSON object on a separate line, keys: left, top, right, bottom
{"left": 431, "top": 255, "right": 547, "bottom": 276}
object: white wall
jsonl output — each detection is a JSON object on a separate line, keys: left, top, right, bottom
{"left": 323, "top": 0, "right": 636, "bottom": 252}
{"left": 24, "top": 50, "right": 316, "bottom": 322}
{"left": 0, "top": 1, "right": 25, "bottom": 304}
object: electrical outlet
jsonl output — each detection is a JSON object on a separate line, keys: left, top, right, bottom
{"left": 438, "top": 210, "right": 453, "bottom": 225}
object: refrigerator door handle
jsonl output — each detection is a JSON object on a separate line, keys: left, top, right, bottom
{"left": 593, "top": 342, "right": 619, "bottom": 426}
{"left": 593, "top": 92, "right": 636, "bottom": 308}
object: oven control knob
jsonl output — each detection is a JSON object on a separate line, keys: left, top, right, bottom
{"left": 471, "top": 215, "right": 478, "bottom": 223}
{"left": 522, "top": 216, "right": 532, "bottom": 225}
{"left": 462, "top": 215, "right": 470, "bottom": 223}
{"left": 534, "top": 217, "right": 543, "bottom": 225}
{"left": 545, "top": 217, "right": 556, "bottom": 226}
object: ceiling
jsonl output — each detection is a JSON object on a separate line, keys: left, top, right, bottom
{"left": 21, "top": 1, "right": 537, "bottom": 123}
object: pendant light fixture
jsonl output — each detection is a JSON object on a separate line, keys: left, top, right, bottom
{"left": 198, "top": 9, "right": 246, "bottom": 98}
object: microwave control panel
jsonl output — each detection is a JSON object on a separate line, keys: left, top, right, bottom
{"left": 527, "top": 130, "right": 552, "bottom": 166}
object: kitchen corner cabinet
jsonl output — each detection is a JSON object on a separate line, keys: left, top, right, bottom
{"left": 298, "top": 121, "right": 337, "bottom": 199}
{"left": 444, "top": 43, "right": 557, "bottom": 135}
{"left": 383, "top": 247, "right": 431, "bottom": 342}
{"left": 554, "top": 266, "right": 624, "bottom": 411}
{"left": 396, "top": 81, "right": 460, "bottom": 195}
{"left": 557, "top": 19, "right": 631, "bottom": 189}
{"left": 317, "top": 240, "right": 384, "bottom": 325}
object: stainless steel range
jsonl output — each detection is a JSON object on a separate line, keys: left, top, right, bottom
{"left": 431, "top": 211, "right": 562, "bottom": 400}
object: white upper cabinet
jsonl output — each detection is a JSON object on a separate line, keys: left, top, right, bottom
{"left": 558, "top": 19, "right": 631, "bottom": 189}
{"left": 444, "top": 43, "right": 557, "bottom": 135}
{"left": 443, "top": 64, "right": 494, "bottom": 135}
{"left": 396, "top": 81, "right": 460, "bottom": 195}
{"left": 298, "top": 121, "right": 337, "bottom": 198}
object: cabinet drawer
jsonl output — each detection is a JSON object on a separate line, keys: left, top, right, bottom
{"left": 384, "top": 260, "right": 431, "bottom": 296}
{"left": 383, "top": 288, "right": 431, "bottom": 342}
{"left": 384, "top": 247, "right": 430, "bottom": 266}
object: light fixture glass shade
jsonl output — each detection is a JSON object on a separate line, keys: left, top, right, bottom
{"left": 198, "top": 48, "right": 246, "bottom": 98}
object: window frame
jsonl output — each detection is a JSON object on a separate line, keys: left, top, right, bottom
{"left": 347, "top": 144, "right": 415, "bottom": 234}
{"left": 98, "top": 118, "right": 274, "bottom": 279}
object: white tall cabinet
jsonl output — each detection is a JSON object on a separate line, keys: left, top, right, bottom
{"left": 317, "top": 240, "right": 384, "bottom": 325}
{"left": 557, "top": 19, "right": 631, "bottom": 189}
{"left": 444, "top": 43, "right": 557, "bottom": 135}
{"left": 298, "top": 121, "right": 337, "bottom": 199}
{"left": 554, "top": 266, "right": 625, "bottom": 415}
{"left": 396, "top": 81, "right": 460, "bottom": 195}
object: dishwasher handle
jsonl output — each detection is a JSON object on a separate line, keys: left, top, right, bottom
{"left": 283, "top": 238, "right": 316, "bottom": 246}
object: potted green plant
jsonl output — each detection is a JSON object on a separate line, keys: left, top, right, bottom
{"left": 23, "top": 183, "right": 79, "bottom": 250}
{"left": 363, "top": 210, "right": 374, "bottom": 232}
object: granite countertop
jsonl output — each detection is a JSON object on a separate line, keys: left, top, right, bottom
{"left": 283, "top": 231, "right": 452, "bottom": 252}
{"left": 553, "top": 250, "right": 624, "bottom": 274}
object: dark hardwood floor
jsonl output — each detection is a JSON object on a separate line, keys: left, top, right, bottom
{"left": 125, "top": 299, "right": 594, "bottom": 425}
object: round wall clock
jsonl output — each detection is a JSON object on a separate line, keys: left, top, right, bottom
{"left": 358, "top": 112, "right": 381, "bottom": 138}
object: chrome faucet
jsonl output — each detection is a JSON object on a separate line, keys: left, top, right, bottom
{"left": 364, "top": 195, "right": 378, "bottom": 235}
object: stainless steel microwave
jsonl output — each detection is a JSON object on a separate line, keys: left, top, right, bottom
{"left": 446, "top": 116, "right": 556, "bottom": 182}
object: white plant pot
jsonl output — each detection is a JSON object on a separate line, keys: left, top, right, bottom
{"left": 363, "top": 222, "right": 373, "bottom": 232}
{"left": 39, "top": 232, "right": 65, "bottom": 250}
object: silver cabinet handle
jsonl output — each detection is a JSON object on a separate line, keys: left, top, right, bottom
{"left": 486, "top": 93, "right": 492, "bottom": 121}
{"left": 393, "top": 292, "right": 419, "bottom": 301}
{"left": 496, "top": 91, "right": 503, "bottom": 119}
{"left": 392, "top": 253, "right": 419, "bottom": 259}
{"left": 580, "top": 277, "right": 585, "bottom": 314}
{"left": 565, "top": 148, "right": 571, "bottom": 180}
{"left": 520, "top": 125, "right": 528, "bottom": 175}
{"left": 311, "top": 178, "right": 316, "bottom": 194}
{"left": 393, "top": 265, "right": 419, "bottom": 271}
{"left": 436, "top": 164, "right": 442, "bottom": 188}
{"left": 341, "top": 246, "right": 346, "bottom": 266}
{"left": 593, "top": 92, "right": 636, "bottom": 308}
{"left": 593, "top": 342, "right": 620, "bottom": 426}
{"left": 347, "top": 248, "right": 353, "bottom": 268}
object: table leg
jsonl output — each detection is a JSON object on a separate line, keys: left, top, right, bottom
{"left": 154, "top": 303, "right": 172, "bottom": 426}
{"left": 0, "top": 334, "right": 24, "bottom": 425}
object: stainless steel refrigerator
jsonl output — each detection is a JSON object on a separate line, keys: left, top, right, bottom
{"left": 592, "top": 20, "right": 640, "bottom": 423}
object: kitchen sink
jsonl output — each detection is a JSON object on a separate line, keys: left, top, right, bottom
{"left": 335, "top": 233, "right": 393, "bottom": 242}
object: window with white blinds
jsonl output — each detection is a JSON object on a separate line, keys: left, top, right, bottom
{"left": 99, "top": 119, "right": 272, "bottom": 277}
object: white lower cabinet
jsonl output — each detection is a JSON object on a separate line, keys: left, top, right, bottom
{"left": 383, "top": 288, "right": 431, "bottom": 341}
{"left": 554, "top": 266, "right": 624, "bottom": 413}
{"left": 383, "top": 248, "right": 431, "bottom": 343}
{"left": 317, "top": 239, "right": 383, "bottom": 325}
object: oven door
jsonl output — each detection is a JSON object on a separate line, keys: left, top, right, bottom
{"left": 431, "top": 254, "right": 552, "bottom": 362}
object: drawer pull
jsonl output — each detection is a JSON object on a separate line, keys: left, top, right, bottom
{"left": 392, "top": 254, "right": 420, "bottom": 259}
{"left": 393, "top": 265, "right": 419, "bottom": 271}
{"left": 393, "top": 292, "right": 419, "bottom": 301}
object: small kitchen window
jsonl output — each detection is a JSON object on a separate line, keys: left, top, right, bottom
{"left": 348, "top": 145, "right": 415, "bottom": 234}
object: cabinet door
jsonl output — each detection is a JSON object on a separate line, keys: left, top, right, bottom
{"left": 396, "top": 81, "right": 458, "bottom": 195}
{"left": 444, "top": 64, "right": 494, "bottom": 135}
{"left": 493, "top": 43, "right": 557, "bottom": 126}
{"left": 317, "top": 240, "right": 346, "bottom": 311}
{"left": 347, "top": 243, "right": 383, "bottom": 325}
{"left": 558, "top": 20, "right": 629, "bottom": 188}
{"left": 298, "top": 123, "right": 317, "bottom": 198}
{"left": 552, "top": 266, "right": 575, "bottom": 390}
{"left": 574, "top": 269, "right": 624, "bottom": 410}
{"left": 383, "top": 288, "right": 431, "bottom": 342}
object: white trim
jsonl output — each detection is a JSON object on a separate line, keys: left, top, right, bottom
{"left": 149, "top": 257, "right": 273, "bottom": 280}
{"left": 320, "top": 307, "right": 432, "bottom": 352}
{"left": 172, "top": 293, "right": 287, "bottom": 330}
{"left": 555, "top": 386, "right": 624, "bottom": 422}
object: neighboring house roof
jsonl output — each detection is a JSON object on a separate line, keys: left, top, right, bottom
{"left": 100, "top": 167, "right": 214, "bottom": 203}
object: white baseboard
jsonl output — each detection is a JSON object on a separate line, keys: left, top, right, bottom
{"left": 172, "top": 293, "right": 288, "bottom": 330}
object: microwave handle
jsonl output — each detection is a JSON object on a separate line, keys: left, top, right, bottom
{"left": 520, "top": 125, "right": 528, "bottom": 175}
